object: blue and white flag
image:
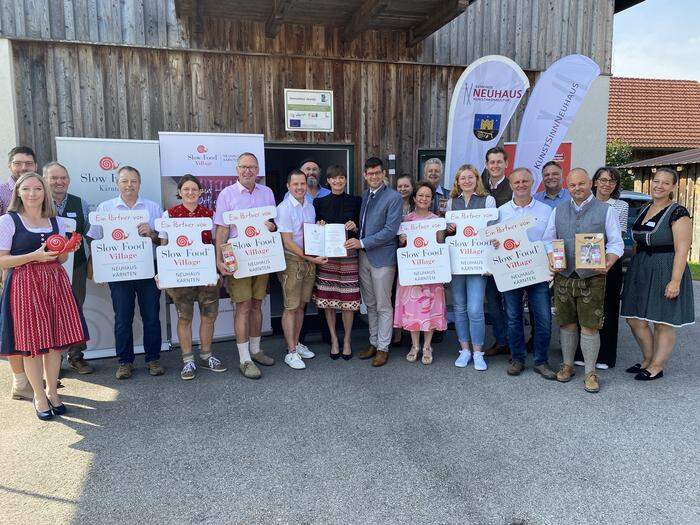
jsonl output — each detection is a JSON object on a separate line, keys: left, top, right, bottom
{"left": 445, "top": 55, "right": 529, "bottom": 189}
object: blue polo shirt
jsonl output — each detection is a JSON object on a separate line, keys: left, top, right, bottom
{"left": 534, "top": 188, "right": 570, "bottom": 209}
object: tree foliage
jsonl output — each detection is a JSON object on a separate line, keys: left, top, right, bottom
{"left": 606, "top": 139, "right": 634, "bottom": 190}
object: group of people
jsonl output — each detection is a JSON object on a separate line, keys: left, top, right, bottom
{"left": 0, "top": 145, "right": 694, "bottom": 420}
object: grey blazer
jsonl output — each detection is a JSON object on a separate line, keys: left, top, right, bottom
{"left": 358, "top": 184, "right": 403, "bottom": 268}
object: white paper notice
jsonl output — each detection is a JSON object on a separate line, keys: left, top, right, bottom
{"left": 222, "top": 206, "right": 286, "bottom": 278}
{"left": 397, "top": 218, "right": 451, "bottom": 286}
{"left": 484, "top": 215, "right": 551, "bottom": 292}
{"left": 155, "top": 217, "right": 217, "bottom": 288}
{"left": 304, "top": 223, "right": 347, "bottom": 257}
{"left": 445, "top": 209, "right": 499, "bottom": 274}
{"left": 90, "top": 210, "right": 155, "bottom": 283}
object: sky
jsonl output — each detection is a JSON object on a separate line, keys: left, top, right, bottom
{"left": 613, "top": 0, "right": 700, "bottom": 80}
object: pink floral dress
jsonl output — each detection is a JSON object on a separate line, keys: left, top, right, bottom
{"left": 392, "top": 211, "right": 448, "bottom": 332}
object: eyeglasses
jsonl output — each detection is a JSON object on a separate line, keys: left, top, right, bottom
{"left": 597, "top": 178, "right": 615, "bottom": 185}
{"left": 237, "top": 165, "right": 258, "bottom": 172}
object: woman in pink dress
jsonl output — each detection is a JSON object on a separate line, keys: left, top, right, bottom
{"left": 393, "top": 181, "right": 447, "bottom": 364}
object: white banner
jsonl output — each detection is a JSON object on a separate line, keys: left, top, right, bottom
{"left": 55, "top": 137, "right": 166, "bottom": 358}
{"left": 514, "top": 54, "right": 600, "bottom": 192}
{"left": 158, "top": 132, "right": 271, "bottom": 340}
{"left": 444, "top": 55, "right": 529, "bottom": 189}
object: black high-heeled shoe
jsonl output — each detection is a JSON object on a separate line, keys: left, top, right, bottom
{"left": 330, "top": 345, "right": 341, "bottom": 360}
{"left": 626, "top": 363, "right": 643, "bottom": 373}
{"left": 48, "top": 399, "right": 67, "bottom": 416}
{"left": 34, "top": 397, "right": 54, "bottom": 421}
{"left": 341, "top": 351, "right": 353, "bottom": 361}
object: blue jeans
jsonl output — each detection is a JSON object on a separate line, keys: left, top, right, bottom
{"left": 451, "top": 274, "right": 487, "bottom": 346}
{"left": 503, "top": 281, "right": 552, "bottom": 365}
{"left": 109, "top": 278, "right": 162, "bottom": 364}
{"left": 485, "top": 276, "right": 508, "bottom": 346}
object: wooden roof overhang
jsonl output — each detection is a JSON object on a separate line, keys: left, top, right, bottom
{"left": 175, "top": 0, "right": 471, "bottom": 46}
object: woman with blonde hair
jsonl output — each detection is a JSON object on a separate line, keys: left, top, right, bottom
{"left": 445, "top": 164, "right": 496, "bottom": 371}
{"left": 0, "top": 173, "right": 87, "bottom": 419}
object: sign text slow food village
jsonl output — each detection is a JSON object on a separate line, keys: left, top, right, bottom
{"left": 155, "top": 217, "right": 217, "bottom": 288}
{"left": 397, "top": 218, "right": 451, "bottom": 286}
{"left": 446, "top": 208, "right": 499, "bottom": 274}
{"left": 90, "top": 210, "right": 155, "bottom": 283}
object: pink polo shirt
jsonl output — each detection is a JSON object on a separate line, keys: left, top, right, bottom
{"left": 214, "top": 181, "right": 276, "bottom": 240}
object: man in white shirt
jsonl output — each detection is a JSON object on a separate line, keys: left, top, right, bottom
{"left": 496, "top": 168, "right": 556, "bottom": 380}
{"left": 276, "top": 169, "right": 327, "bottom": 370}
{"left": 542, "top": 168, "right": 624, "bottom": 393}
{"left": 87, "top": 166, "right": 164, "bottom": 380}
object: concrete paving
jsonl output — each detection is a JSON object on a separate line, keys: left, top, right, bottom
{"left": 1, "top": 284, "right": 699, "bottom": 525}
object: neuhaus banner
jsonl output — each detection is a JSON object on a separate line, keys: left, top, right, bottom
{"left": 444, "top": 55, "right": 529, "bottom": 189}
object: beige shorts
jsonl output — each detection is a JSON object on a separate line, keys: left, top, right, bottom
{"left": 165, "top": 285, "right": 220, "bottom": 320}
{"left": 224, "top": 274, "right": 269, "bottom": 304}
{"left": 278, "top": 253, "right": 316, "bottom": 310}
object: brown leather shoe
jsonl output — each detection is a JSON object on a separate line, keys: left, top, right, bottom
{"left": 507, "top": 361, "right": 525, "bottom": 376}
{"left": 484, "top": 343, "right": 510, "bottom": 357}
{"left": 359, "top": 345, "right": 377, "bottom": 360}
{"left": 534, "top": 363, "right": 557, "bottom": 380}
{"left": 556, "top": 363, "right": 575, "bottom": 382}
{"left": 584, "top": 372, "right": 600, "bottom": 393}
{"left": 371, "top": 350, "right": 388, "bottom": 367}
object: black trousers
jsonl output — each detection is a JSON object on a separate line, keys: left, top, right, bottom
{"left": 574, "top": 258, "right": 623, "bottom": 367}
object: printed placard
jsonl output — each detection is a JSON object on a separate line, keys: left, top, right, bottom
{"left": 222, "top": 206, "right": 286, "bottom": 278}
{"left": 397, "top": 218, "right": 451, "bottom": 286}
{"left": 445, "top": 209, "right": 499, "bottom": 274}
{"left": 155, "top": 217, "right": 217, "bottom": 288}
{"left": 484, "top": 215, "right": 551, "bottom": 292}
{"left": 90, "top": 210, "right": 155, "bottom": 283}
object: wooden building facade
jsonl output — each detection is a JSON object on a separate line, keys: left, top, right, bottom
{"left": 0, "top": 0, "right": 627, "bottom": 193}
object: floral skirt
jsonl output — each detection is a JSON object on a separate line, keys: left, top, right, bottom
{"left": 393, "top": 283, "right": 447, "bottom": 332}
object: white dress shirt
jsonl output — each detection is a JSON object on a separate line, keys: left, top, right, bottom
{"left": 542, "top": 194, "right": 624, "bottom": 257}
{"left": 87, "top": 195, "right": 163, "bottom": 240}
{"left": 276, "top": 193, "right": 316, "bottom": 251}
{"left": 497, "top": 198, "right": 552, "bottom": 241}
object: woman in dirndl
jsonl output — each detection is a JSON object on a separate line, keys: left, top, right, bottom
{"left": 311, "top": 165, "right": 362, "bottom": 359}
{"left": 0, "top": 172, "right": 88, "bottom": 420}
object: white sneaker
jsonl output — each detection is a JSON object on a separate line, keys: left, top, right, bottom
{"left": 595, "top": 363, "right": 609, "bottom": 370}
{"left": 473, "top": 351, "right": 488, "bottom": 371}
{"left": 454, "top": 349, "right": 472, "bottom": 368}
{"left": 295, "top": 343, "right": 316, "bottom": 359}
{"left": 284, "top": 351, "right": 306, "bottom": 370}
{"left": 574, "top": 360, "right": 585, "bottom": 367}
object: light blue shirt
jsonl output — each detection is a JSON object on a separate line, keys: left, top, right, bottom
{"left": 534, "top": 188, "right": 570, "bottom": 208}
{"left": 497, "top": 198, "right": 552, "bottom": 242}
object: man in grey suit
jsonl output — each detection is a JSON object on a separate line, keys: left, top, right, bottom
{"left": 345, "top": 157, "right": 403, "bottom": 367}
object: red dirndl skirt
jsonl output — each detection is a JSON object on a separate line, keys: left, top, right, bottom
{"left": 9, "top": 261, "right": 86, "bottom": 356}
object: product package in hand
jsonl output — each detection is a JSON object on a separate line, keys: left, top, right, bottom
{"left": 45, "top": 233, "right": 83, "bottom": 254}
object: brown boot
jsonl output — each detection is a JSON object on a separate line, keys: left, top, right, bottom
{"left": 507, "top": 361, "right": 525, "bottom": 376}
{"left": 484, "top": 343, "right": 510, "bottom": 357}
{"left": 584, "top": 372, "right": 600, "bottom": 393}
{"left": 556, "top": 363, "right": 575, "bottom": 382}
{"left": 534, "top": 363, "right": 557, "bottom": 380}
{"left": 371, "top": 350, "right": 389, "bottom": 367}
{"left": 359, "top": 345, "right": 377, "bottom": 360}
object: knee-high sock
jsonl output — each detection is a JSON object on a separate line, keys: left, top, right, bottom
{"left": 560, "top": 328, "right": 579, "bottom": 367}
{"left": 580, "top": 332, "right": 600, "bottom": 374}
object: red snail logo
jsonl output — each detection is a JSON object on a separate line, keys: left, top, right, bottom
{"left": 463, "top": 225, "right": 477, "bottom": 237}
{"left": 112, "top": 228, "right": 128, "bottom": 241}
{"left": 98, "top": 156, "right": 119, "bottom": 171}
{"left": 503, "top": 238, "right": 520, "bottom": 251}
{"left": 196, "top": 145, "right": 207, "bottom": 154}
{"left": 413, "top": 236, "right": 428, "bottom": 248}
{"left": 245, "top": 225, "right": 260, "bottom": 238}
{"left": 46, "top": 234, "right": 67, "bottom": 252}
{"left": 176, "top": 235, "right": 193, "bottom": 247}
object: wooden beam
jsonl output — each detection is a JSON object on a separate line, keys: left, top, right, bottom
{"left": 407, "top": 0, "right": 470, "bottom": 47}
{"left": 174, "top": 0, "right": 198, "bottom": 18}
{"left": 341, "top": 0, "right": 388, "bottom": 42}
{"left": 265, "top": 0, "right": 294, "bottom": 39}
